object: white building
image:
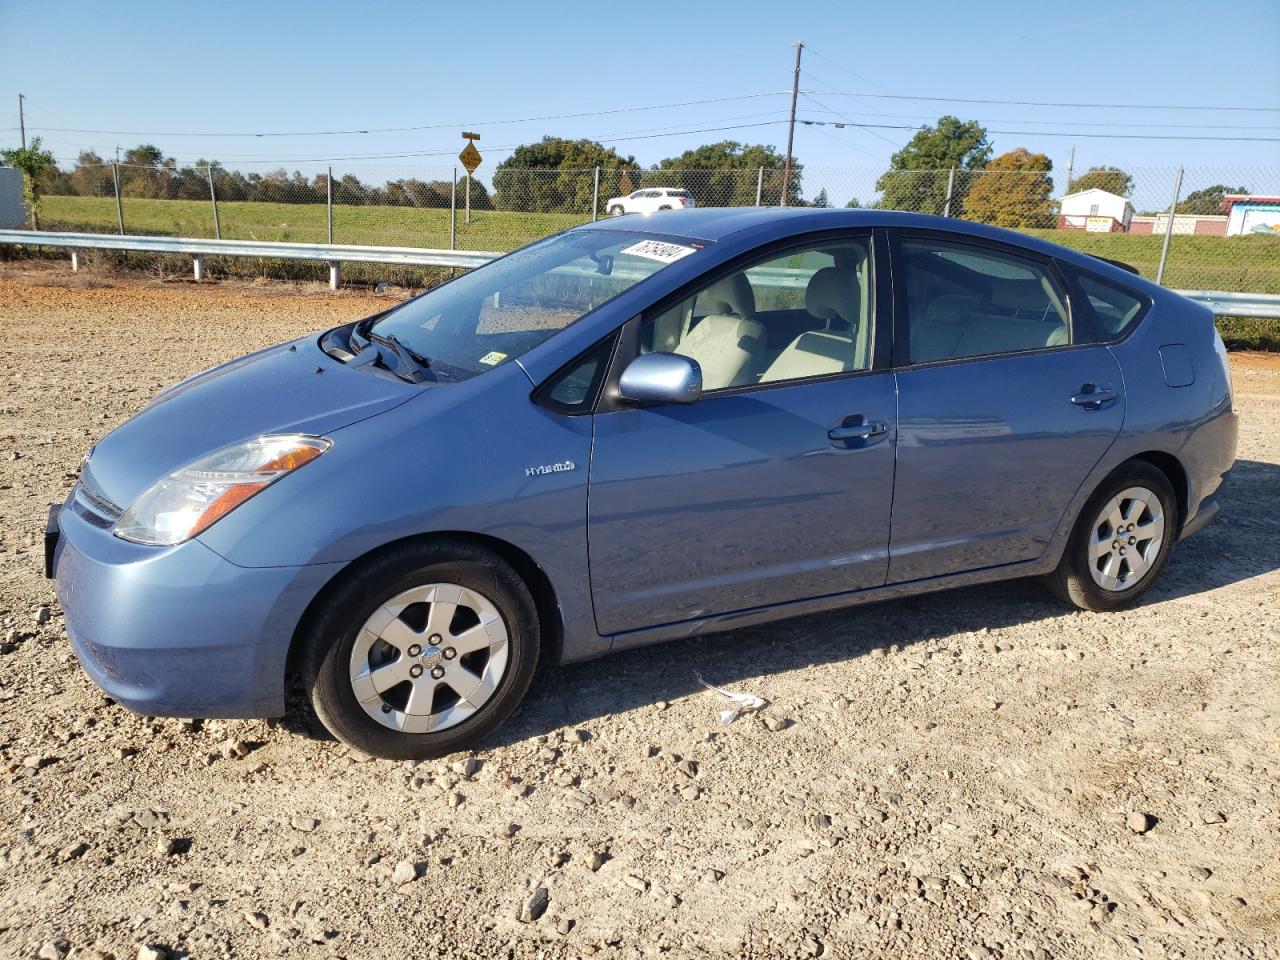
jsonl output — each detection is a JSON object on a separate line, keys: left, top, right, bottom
{"left": 1057, "top": 188, "right": 1135, "bottom": 233}
{"left": 1223, "top": 194, "right": 1280, "bottom": 236}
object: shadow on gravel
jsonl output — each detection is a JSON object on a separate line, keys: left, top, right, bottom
{"left": 485, "top": 458, "right": 1280, "bottom": 750}
{"left": 283, "top": 459, "right": 1280, "bottom": 751}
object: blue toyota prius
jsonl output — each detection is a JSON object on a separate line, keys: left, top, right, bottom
{"left": 47, "top": 208, "right": 1238, "bottom": 759}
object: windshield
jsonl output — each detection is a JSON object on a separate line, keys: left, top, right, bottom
{"left": 364, "top": 230, "right": 702, "bottom": 381}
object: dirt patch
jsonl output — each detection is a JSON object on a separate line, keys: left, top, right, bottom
{"left": 0, "top": 269, "right": 1276, "bottom": 960}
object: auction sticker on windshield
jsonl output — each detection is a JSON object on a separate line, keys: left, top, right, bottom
{"left": 478, "top": 351, "right": 508, "bottom": 366}
{"left": 620, "top": 240, "right": 698, "bottom": 264}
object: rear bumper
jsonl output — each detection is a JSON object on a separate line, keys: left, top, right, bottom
{"left": 52, "top": 494, "right": 339, "bottom": 718}
{"left": 1179, "top": 492, "right": 1219, "bottom": 540}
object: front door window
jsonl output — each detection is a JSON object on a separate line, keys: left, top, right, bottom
{"left": 639, "top": 239, "right": 873, "bottom": 392}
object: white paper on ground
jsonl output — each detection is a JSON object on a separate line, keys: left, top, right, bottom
{"left": 692, "top": 671, "right": 768, "bottom": 725}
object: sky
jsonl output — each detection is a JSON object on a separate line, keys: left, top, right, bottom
{"left": 2, "top": 0, "right": 1279, "bottom": 210}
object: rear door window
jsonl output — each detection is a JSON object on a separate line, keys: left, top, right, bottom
{"left": 898, "top": 237, "right": 1070, "bottom": 364}
{"left": 1074, "top": 272, "right": 1148, "bottom": 340}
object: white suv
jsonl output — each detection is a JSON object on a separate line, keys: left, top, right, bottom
{"left": 605, "top": 188, "right": 696, "bottom": 216}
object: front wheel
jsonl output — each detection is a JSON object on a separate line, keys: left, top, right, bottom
{"left": 608, "top": 205, "right": 625, "bottom": 216}
{"left": 1045, "top": 461, "right": 1178, "bottom": 612}
{"left": 299, "top": 540, "right": 540, "bottom": 760}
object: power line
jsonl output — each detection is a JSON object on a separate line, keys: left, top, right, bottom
{"left": 18, "top": 92, "right": 793, "bottom": 139}
{"left": 804, "top": 47, "right": 895, "bottom": 95}
{"left": 809, "top": 89, "right": 1280, "bottom": 113}
{"left": 35, "top": 109, "right": 791, "bottom": 163}
{"left": 788, "top": 78, "right": 1280, "bottom": 130}
{"left": 61, "top": 120, "right": 793, "bottom": 166}
{"left": 803, "top": 121, "right": 884, "bottom": 162}
{"left": 800, "top": 118, "right": 1280, "bottom": 141}
{"left": 792, "top": 108, "right": 1280, "bottom": 131}
{"left": 801, "top": 92, "right": 901, "bottom": 149}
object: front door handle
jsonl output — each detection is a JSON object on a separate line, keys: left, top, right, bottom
{"left": 1071, "top": 382, "right": 1117, "bottom": 410}
{"left": 829, "top": 418, "right": 887, "bottom": 443}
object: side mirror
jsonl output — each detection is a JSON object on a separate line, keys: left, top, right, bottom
{"left": 618, "top": 353, "right": 702, "bottom": 405}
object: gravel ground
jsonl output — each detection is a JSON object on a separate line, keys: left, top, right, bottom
{"left": 0, "top": 263, "right": 1276, "bottom": 960}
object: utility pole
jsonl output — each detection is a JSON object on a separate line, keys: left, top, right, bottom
{"left": 17, "top": 94, "right": 25, "bottom": 149}
{"left": 1064, "top": 145, "right": 1075, "bottom": 195}
{"left": 1155, "top": 166, "right": 1184, "bottom": 286}
{"left": 781, "top": 41, "right": 803, "bottom": 207}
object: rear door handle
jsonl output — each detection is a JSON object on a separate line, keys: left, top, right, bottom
{"left": 1071, "top": 382, "right": 1117, "bottom": 409}
{"left": 829, "top": 418, "right": 887, "bottom": 442}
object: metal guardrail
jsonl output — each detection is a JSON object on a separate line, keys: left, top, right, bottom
{"left": 1173, "top": 290, "right": 1280, "bottom": 320}
{"left": 1, "top": 230, "right": 1278, "bottom": 317}
{"left": 0, "top": 229, "right": 498, "bottom": 288}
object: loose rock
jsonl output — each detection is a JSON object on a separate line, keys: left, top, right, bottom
{"left": 1126, "top": 811, "right": 1154, "bottom": 834}
{"left": 518, "top": 886, "right": 549, "bottom": 923}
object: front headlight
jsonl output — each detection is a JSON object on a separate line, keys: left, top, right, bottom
{"left": 115, "top": 434, "right": 331, "bottom": 546}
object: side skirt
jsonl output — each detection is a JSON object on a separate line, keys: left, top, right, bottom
{"left": 602, "top": 555, "right": 1058, "bottom": 656}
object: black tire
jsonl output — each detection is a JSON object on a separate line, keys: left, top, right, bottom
{"left": 657, "top": 205, "right": 672, "bottom": 210}
{"left": 1044, "top": 461, "right": 1179, "bottom": 612}
{"left": 608, "top": 205, "right": 625, "bottom": 216}
{"left": 299, "top": 539, "right": 539, "bottom": 760}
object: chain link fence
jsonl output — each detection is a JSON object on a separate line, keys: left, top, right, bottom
{"left": 27, "top": 161, "right": 1280, "bottom": 293}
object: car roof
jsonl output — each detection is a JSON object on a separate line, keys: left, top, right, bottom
{"left": 581, "top": 207, "right": 1164, "bottom": 294}
{"left": 586, "top": 206, "right": 831, "bottom": 241}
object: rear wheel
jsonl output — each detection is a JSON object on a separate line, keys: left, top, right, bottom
{"left": 299, "top": 540, "right": 539, "bottom": 760}
{"left": 657, "top": 204, "right": 672, "bottom": 210}
{"left": 1045, "top": 461, "right": 1177, "bottom": 611}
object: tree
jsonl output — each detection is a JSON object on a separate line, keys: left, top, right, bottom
{"left": 1068, "top": 165, "right": 1133, "bottom": 197}
{"left": 1, "top": 136, "right": 57, "bottom": 228}
{"left": 123, "top": 144, "right": 164, "bottom": 167}
{"left": 811, "top": 188, "right": 830, "bottom": 208}
{"left": 963, "top": 148, "right": 1055, "bottom": 228}
{"left": 115, "top": 144, "right": 170, "bottom": 198}
{"left": 875, "top": 116, "right": 991, "bottom": 215}
{"left": 492, "top": 137, "right": 636, "bottom": 213}
{"left": 652, "top": 141, "right": 800, "bottom": 206}
{"left": 845, "top": 197, "right": 862, "bottom": 209}
{"left": 1176, "top": 184, "right": 1249, "bottom": 216}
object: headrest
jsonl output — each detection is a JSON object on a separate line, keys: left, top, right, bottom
{"left": 805, "top": 267, "right": 859, "bottom": 327}
{"left": 923, "top": 294, "right": 980, "bottom": 323}
{"left": 699, "top": 273, "right": 756, "bottom": 319}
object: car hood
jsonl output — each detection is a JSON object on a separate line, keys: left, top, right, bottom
{"left": 82, "top": 334, "right": 418, "bottom": 510}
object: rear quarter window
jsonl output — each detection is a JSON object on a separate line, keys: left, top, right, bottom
{"left": 1073, "top": 272, "right": 1149, "bottom": 340}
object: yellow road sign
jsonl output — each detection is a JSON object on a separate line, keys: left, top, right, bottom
{"left": 459, "top": 141, "right": 482, "bottom": 174}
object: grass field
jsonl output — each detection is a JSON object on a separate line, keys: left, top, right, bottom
{"left": 1022, "top": 229, "right": 1280, "bottom": 295}
{"left": 35, "top": 195, "right": 1280, "bottom": 294}
{"left": 41, "top": 195, "right": 588, "bottom": 253}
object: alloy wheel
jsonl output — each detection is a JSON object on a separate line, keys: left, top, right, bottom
{"left": 1088, "top": 485, "right": 1166, "bottom": 592}
{"left": 349, "top": 583, "right": 509, "bottom": 734}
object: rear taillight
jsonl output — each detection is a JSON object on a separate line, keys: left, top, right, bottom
{"left": 1212, "top": 326, "right": 1232, "bottom": 405}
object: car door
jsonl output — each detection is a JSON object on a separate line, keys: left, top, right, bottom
{"left": 587, "top": 231, "right": 897, "bottom": 637}
{"left": 886, "top": 231, "right": 1125, "bottom": 583}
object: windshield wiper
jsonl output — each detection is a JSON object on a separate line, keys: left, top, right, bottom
{"left": 347, "top": 321, "right": 434, "bottom": 383}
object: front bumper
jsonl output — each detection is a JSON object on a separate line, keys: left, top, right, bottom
{"left": 51, "top": 493, "right": 339, "bottom": 718}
